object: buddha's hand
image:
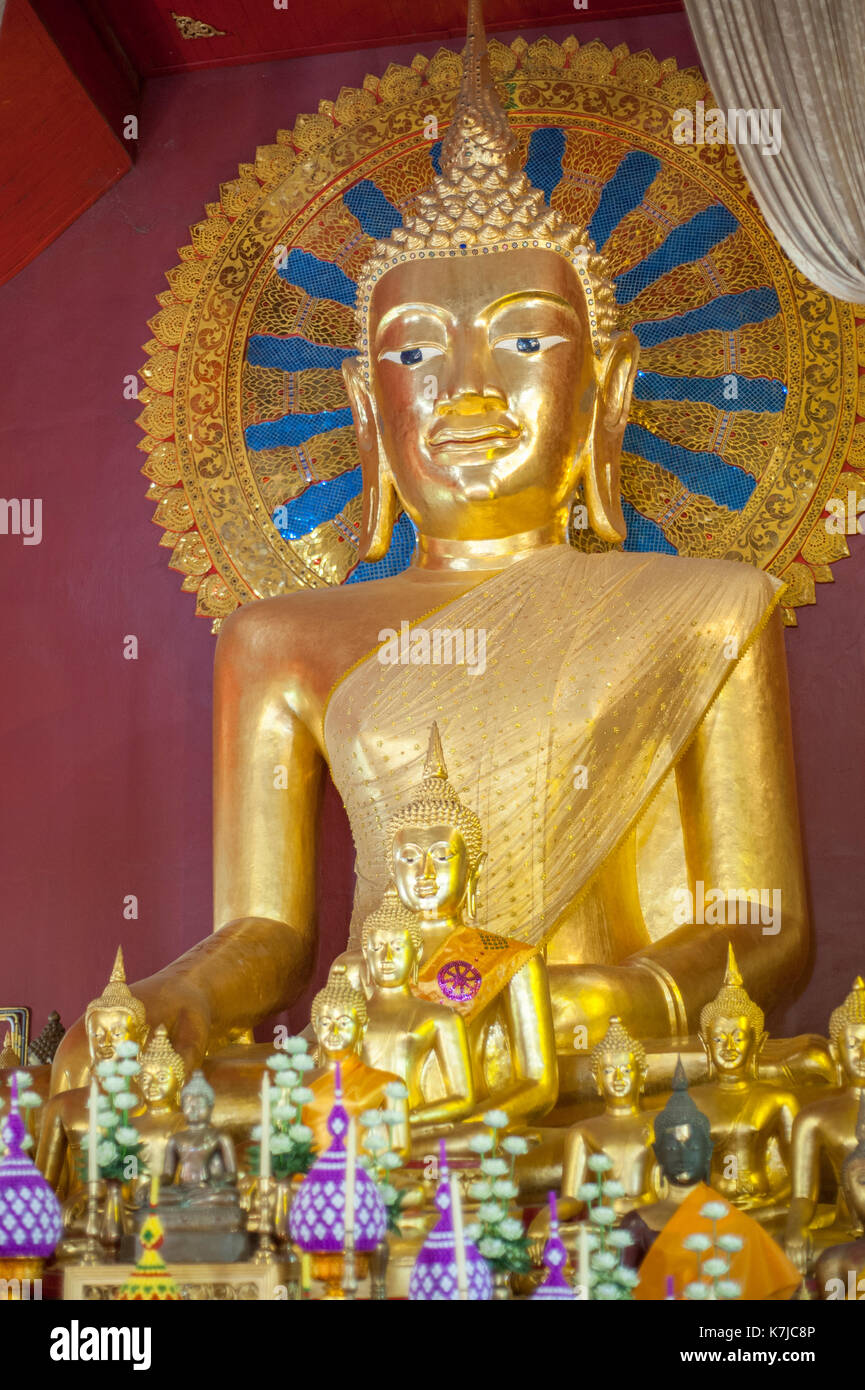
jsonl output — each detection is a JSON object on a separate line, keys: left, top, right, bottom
{"left": 784, "top": 1225, "right": 811, "bottom": 1274}
{"left": 50, "top": 973, "right": 211, "bottom": 1097}
{"left": 548, "top": 962, "right": 672, "bottom": 1053}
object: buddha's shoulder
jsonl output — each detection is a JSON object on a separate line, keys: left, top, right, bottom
{"left": 596, "top": 550, "right": 780, "bottom": 602}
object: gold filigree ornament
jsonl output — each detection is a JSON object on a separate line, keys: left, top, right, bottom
{"left": 136, "top": 35, "right": 865, "bottom": 630}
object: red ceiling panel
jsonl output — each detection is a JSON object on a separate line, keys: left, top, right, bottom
{"left": 92, "top": 0, "right": 684, "bottom": 77}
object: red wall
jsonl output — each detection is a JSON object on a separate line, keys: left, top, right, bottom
{"left": 0, "top": 13, "right": 861, "bottom": 1046}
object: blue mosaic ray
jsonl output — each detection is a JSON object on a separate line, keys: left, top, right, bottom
{"left": 343, "top": 181, "right": 403, "bottom": 240}
{"left": 624, "top": 422, "right": 755, "bottom": 510}
{"left": 277, "top": 249, "right": 357, "bottom": 307}
{"left": 273, "top": 468, "right": 362, "bottom": 539}
{"left": 633, "top": 288, "right": 780, "bottom": 348}
{"left": 245, "top": 408, "right": 353, "bottom": 452}
{"left": 430, "top": 140, "right": 442, "bottom": 175}
{"left": 346, "top": 513, "right": 417, "bottom": 584}
{"left": 524, "top": 127, "right": 566, "bottom": 206}
{"left": 589, "top": 150, "right": 661, "bottom": 252}
{"left": 247, "top": 335, "right": 357, "bottom": 372}
{"left": 622, "top": 498, "right": 677, "bottom": 555}
{"left": 615, "top": 205, "right": 739, "bottom": 305}
{"left": 634, "top": 371, "right": 786, "bottom": 413}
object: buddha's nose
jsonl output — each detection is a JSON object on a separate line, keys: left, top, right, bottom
{"left": 436, "top": 388, "right": 505, "bottom": 417}
{"left": 422, "top": 852, "right": 437, "bottom": 880}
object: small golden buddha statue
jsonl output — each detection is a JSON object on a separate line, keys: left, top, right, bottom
{"left": 785, "top": 977, "right": 865, "bottom": 1268}
{"left": 562, "top": 1017, "right": 656, "bottom": 1209}
{"left": 306, "top": 966, "right": 405, "bottom": 1154}
{"left": 84, "top": 947, "right": 147, "bottom": 1078}
{"left": 133, "top": 1025, "right": 187, "bottom": 1196}
{"left": 688, "top": 945, "right": 797, "bottom": 1214}
{"left": 358, "top": 886, "right": 476, "bottom": 1128}
{"left": 37, "top": 952, "right": 149, "bottom": 1198}
{"left": 52, "top": 0, "right": 810, "bottom": 1124}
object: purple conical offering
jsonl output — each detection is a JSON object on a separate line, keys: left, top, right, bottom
{"left": 289, "top": 1063, "right": 386, "bottom": 1253}
{"left": 409, "top": 1141, "right": 492, "bottom": 1300}
{"left": 0, "top": 1078, "right": 62, "bottom": 1259}
{"left": 531, "top": 1192, "right": 575, "bottom": 1300}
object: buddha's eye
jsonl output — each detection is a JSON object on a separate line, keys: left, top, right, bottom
{"left": 494, "top": 335, "right": 568, "bottom": 355}
{"left": 379, "top": 346, "right": 445, "bottom": 366}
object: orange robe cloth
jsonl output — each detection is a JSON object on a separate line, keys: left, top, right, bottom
{"left": 635, "top": 1183, "right": 800, "bottom": 1302}
{"left": 307, "top": 1055, "right": 402, "bottom": 1156}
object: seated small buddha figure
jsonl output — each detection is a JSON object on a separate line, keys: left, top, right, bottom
{"left": 359, "top": 886, "right": 475, "bottom": 1128}
{"left": 625, "top": 1061, "right": 800, "bottom": 1300}
{"left": 37, "top": 955, "right": 149, "bottom": 1198}
{"left": 688, "top": 945, "right": 797, "bottom": 1214}
{"left": 815, "top": 1092, "right": 865, "bottom": 1299}
{"left": 133, "top": 1024, "right": 187, "bottom": 1198}
{"left": 335, "top": 724, "right": 557, "bottom": 1127}
{"left": 160, "top": 1072, "right": 242, "bottom": 1218}
{"left": 83, "top": 947, "right": 148, "bottom": 1080}
{"left": 562, "top": 1016, "right": 656, "bottom": 1209}
{"left": 527, "top": 1016, "right": 655, "bottom": 1263}
{"left": 785, "top": 977, "right": 865, "bottom": 1269}
{"left": 306, "top": 966, "right": 405, "bottom": 1154}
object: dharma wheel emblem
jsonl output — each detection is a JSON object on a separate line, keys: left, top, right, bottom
{"left": 438, "top": 960, "right": 482, "bottom": 1003}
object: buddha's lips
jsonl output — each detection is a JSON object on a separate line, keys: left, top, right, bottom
{"left": 429, "top": 420, "right": 521, "bottom": 451}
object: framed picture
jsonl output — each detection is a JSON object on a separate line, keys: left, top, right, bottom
{"left": 0, "top": 1007, "right": 30, "bottom": 1065}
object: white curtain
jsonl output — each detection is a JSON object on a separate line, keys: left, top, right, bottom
{"left": 684, "top": 0, "right": 865, "bottom": 303}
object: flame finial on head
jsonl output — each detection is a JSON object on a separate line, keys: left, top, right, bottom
{"left": 355, "top": 0, "right": 619, "bottom": 367}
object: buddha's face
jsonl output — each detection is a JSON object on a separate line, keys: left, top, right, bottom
{"left": 364, "top": 925, "right": 417, "bottom": 989}
{"left": 349, "top": 249, "right": 635, "bottom": 543}
{"left": 653, "top": 1123, "right": 709, "bottom": 1187}
{"left": 836, "top": 1023, "right": 865, "bottom": 1086}
{"left": 705, "top": 1013, "right": 756, "bottom": 1077}
{"left": 392, "top": 824, "right": 469, "bottom": 917}
{"left": 314, "top": 1002, "right": 363, "bottom": 1059}
{"left": 181, "top": 1090, "right": 211, "bottom": 1125}
{"left": 596, "top": 1047, "right": 642, "bottom": 1104}
{"left": 86, "top": 1007, "right": 143, "bottom": 1065}
{"left": 140, "top": 1061, "right": 181, "bottom": 1110}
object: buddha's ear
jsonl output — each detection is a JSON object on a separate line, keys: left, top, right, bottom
{"left": 581, "top": 328, "right": 639, "bottom": 544}
{"left": 466, "top": 852, "right": 487, "bottom": 921}
{"left": 342, "top": 356, "right": 399, "bottom": 564}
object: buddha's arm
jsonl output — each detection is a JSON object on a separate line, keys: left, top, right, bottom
{"left": 413, "top": 1019, "right": 476, "bottom": 1126}
{"left": 784, "top": 1109, "right": 824, "bottom": 1256}
{"left": 629, "top": 609, "right": 809, "bottom": 1025}
{"left": 561, "top": 1126, "right": 590, "bottom": 1198}
{"left": 489, "top": 958, "right": 558, "bottom": 1121}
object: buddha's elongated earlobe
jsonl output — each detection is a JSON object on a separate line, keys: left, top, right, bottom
{"left": 579, "top": 329, "right": 639, "bottom": 544}
{"left": 466, "top": 851, "right": 486, "bottom": 921}
{"left": 343, "top": 356, "right": 399, "bottom": 564}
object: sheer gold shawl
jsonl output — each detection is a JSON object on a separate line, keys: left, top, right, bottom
{"left": 324, "top": 547, "right": 783, "bottom": 955}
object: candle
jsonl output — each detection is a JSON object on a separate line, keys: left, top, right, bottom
{"left": 260, "top": 1072, "right": 271, "bottom": 1180}
{"left": 578, "top": 1221, "right": 590, "bottom": 1300}
{"left": 87, "top": 1079, "right": 99, "bottom": 1184}
{"left": 450, "top": 1172, "right": 469, "bottom": 1300}
{"left": 344, "top": 1117, "right": 357, "bottom": 1237}
{"left": 149, "top": 1173, "right": 160, "bottom": 1208}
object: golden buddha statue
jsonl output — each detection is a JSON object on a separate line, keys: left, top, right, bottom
{"left": 51, "top": 0, "right": 809, "bottom": 1123}
{"left": 0, "top": 1030, "right": 20, "bottom": 1069}
{"left": 814, "top": 1091, "right": 865, "bottom": 1298}
{"left": 38, "top": 954, "right": 149, "bottom": 1197}
{"left": 688, "top": 945, "right": 798, "bottom": 1214}
{"left": 336, "top": 723, "right": 556, "bottom": 1126}
{"left": 133, "top": 1024, "right": 187, "bottom": 1196}
{"left": 785, "top": 977, "right": 865, "bottom": 1268}
{"left": 357, "top": 886, "right": 476, "bottom": 1128}
{"left": 561, "top": 1017, "right": 656, "bottom": 1209}
{"left": 305, "top": 966, "right": 405, "bottom": 1154}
